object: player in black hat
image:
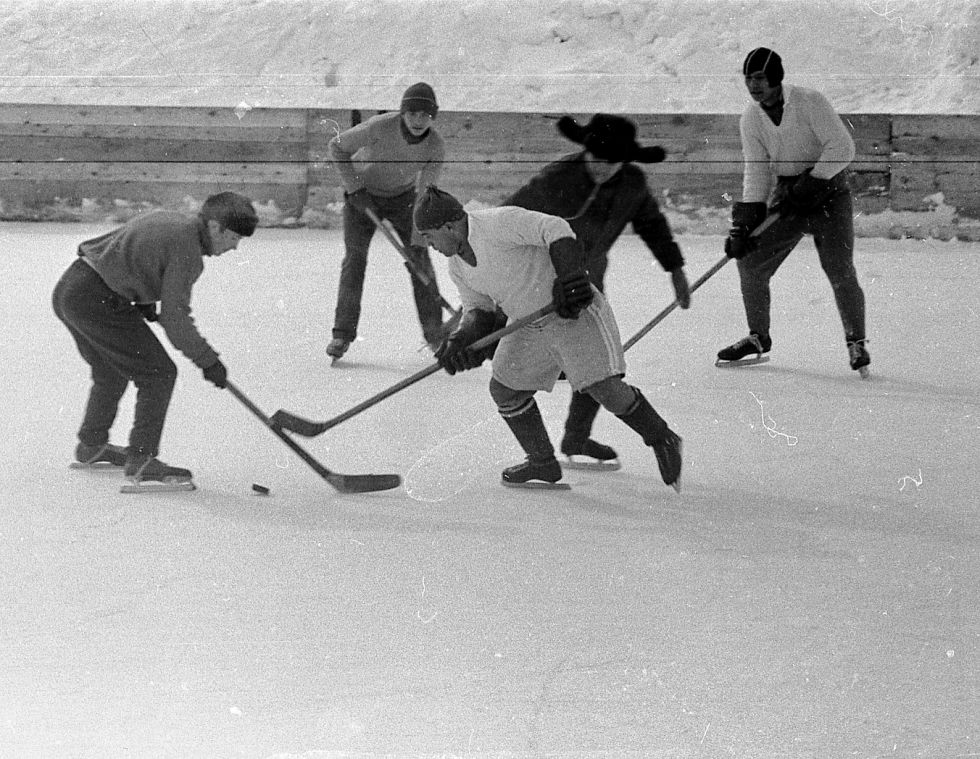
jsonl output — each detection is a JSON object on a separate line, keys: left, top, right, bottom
{"left": 503, "top": 113, "right": 690, "bottom": 470}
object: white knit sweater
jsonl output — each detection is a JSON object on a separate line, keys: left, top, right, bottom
{"left": 740, "top": 83, "right": 855, "bottom": 203}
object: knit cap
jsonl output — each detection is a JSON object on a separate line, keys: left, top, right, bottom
{"left": 401, "top": 82, "right": 439, "bottom": 118}
{"left": 413, "top": 186, "right": 464, "bottom": 231}
{"left": 742, "top": 47, "right": 784, "bottom": 86}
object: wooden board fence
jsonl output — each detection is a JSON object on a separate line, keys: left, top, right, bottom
{"left": 0, "top": 104, "right": 976, "bottom": 222}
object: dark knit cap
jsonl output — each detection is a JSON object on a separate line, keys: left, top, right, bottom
{"left": 413, "top": 186, "right": 465, "bottom": 231}
{"left": 200, "top": 191, "right": 258, "bottom": 236}
{"left": 401, "top": 82, "right": 439, "bottom": 118}
{"left": 743, "top": 47, "right": 784, "bottom": 86}
{"left": 556, "top": 114, "right": 666, "bottom": 164}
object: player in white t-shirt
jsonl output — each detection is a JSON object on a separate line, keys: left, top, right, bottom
{"left": 413, "top": 186, "right": 682, "bottom": 492}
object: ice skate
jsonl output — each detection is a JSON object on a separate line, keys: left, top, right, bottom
{"left": 560, "top": 438, "right": 621, "bottom": 471}
{"left": 847, "top": 338, "right": 871, "bottom": 379}
{"left": 501, "top": 457, "right": 571, "bottom": 490}
{"left": 69, "top": 442, "right": 127, "bottom": 470}
{"left": 651, "top": 430, "right": 683, "bottom": 493}
{"left": 121, "top": 454, "right": 195, "bottom": 493}
{"left": 617, "top": 389, "right": 683, "bottom": 492}
{"left": 715, "top": 332, "right": 771, "bottom": 367}
{"left": 326, "top": 337, "right": 351, "bottom": 364}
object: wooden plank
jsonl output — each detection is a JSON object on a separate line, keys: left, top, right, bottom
{"left": 0, "top": 136, "right": 308, "bottom": 162}
{"left": 0, "top": 161, "right": 306, "bottom": 185}
{"left": 0, "top": 103, "right": 309, "bottom": 129}
{"left": 0, "top": 179, "right": 305, "bottom": 210}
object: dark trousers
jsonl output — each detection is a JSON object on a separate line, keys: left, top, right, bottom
{"left": 332, "top": 189, "right": 444, "bottom": 343}
{"left": 52, "top": 259, "right": 176, "bottom": 457}
{"left": 737, "top": 172, "right": 866, "bottom": 340}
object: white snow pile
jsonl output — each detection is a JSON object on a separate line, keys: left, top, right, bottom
{"left": 1, "top": 0, "right": 977, "bottom": 114}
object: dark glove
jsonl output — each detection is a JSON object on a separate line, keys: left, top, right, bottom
{"left": 724, "top": 201, "right": 768, "bottom": 259}
{"left": 135, "top": 303, "right": 158, "bottom": 322}
{"left": 548, "top": 236, "right": 593, "bottom": 319}
{"left": 552, "top": 271, "right": 594, "bottom": 319}
{"left": 202, "top": 359, "right": 228, "bottom": 389}
{"left": 434, "top": 309, "right": 499, "bottom": 376}
{"left": 778, "top": 171, "right": 835, "bottom": 216}
{"left": 345, "top": 188, "right": 378, "bottom": 216}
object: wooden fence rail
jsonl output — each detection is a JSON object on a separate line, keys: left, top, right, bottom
{"left": 0, "top": 104, "right": 977, "bottom": 223}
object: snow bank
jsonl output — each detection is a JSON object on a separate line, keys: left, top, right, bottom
{"left": 0, "top": 0, "right": 977, "bottom": 114}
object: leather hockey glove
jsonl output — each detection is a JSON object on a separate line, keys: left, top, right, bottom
{"left": 778, "top": 170, "right": 835, "bottom": 216}
{"left": 435, "top": 309, "right": 499, "bottom": 376}
{"left": 202, "top": 359, "right": 228, "bottom": 389}
{"left": 724, "top": 201, "right": 768, "bottom": 259}
{"left": 552, "top": 272, "right": 593, "bottom": 319}
{"left": 345, "top": 188, "right": 379, "bottom": 217}
{"left": 135, "top": 303, "right": 158, "bottom": 322}
{"left": 548, "top": 237, "right": 593, "bottom": 319}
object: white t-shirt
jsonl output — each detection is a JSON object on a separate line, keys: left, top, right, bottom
{"left": 448, "top": 206, "right": 576, "bottom": 321}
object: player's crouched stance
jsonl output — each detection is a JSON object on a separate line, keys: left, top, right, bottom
{"left": 53, "top": 192, "right": 259, "bottom": 492}
{"left": 414, "top": 186, "right": 681, "bottom": 492}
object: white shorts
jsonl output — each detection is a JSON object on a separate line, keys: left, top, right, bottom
{"left": 491, "top": 289, "right": 626, "bottom": 393}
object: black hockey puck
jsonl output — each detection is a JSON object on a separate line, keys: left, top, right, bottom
{"left": 251, "top": 483, "right": 270, "bottom": 495}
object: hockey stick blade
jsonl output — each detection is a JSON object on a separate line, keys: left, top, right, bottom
{"left": 273, "top": 303, "right": 556, "bottom": 438}
{"left": 227, "top": 381, "right": 401, "bottom": 494}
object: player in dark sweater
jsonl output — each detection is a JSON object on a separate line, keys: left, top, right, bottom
{"left": 504, "top": 114, "right": 690, "bottom": 469}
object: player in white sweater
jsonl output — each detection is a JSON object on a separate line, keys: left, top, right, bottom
{"left": 412, "top": 187, "right": 682, "bottom": 491}
{"left": 719, "top": 48, "right": 869, "bottom": 376}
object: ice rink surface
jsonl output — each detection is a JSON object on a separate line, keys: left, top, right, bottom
{"left": 1, "top": 223, "right": 977, "bottom": 757}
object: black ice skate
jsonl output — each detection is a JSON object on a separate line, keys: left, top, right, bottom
{"left": 847, "top": 338, "right": 871, "bottom": 379}
{"left": 560, "top": 438, "right": 621, "bottom": 471}
{"left": 716, "top": 332, "right": 772, "bottom": 367}
{"left": 326, "top": 337, "right": 351, "bottom": 364}
{"left": 69, "top": 442, "right": 127, "bottom": 470}
{"left": 121, "top": 454, "right": 196, "bottom": 494}
{"left": 501, "top": 456, "right": 571, "bottom": 490}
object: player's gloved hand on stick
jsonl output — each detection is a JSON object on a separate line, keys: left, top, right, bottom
{"left": 434, "top": 338, "right": 483, "bottom": 376}
{"left": 202, "top": 359, "right": 228, "bottom": 389}
{"left": 434, "top": 309, "right": 499, "bottom": 376}
{"left": 724, "top": 201, "right": 768, "bottom": 259}
{"left": 345, "top": 188, "right": 379, "bottom": 217}
{"left": 136, "top": 303, "right": 158, "bottom": 322}
{"left": 670, "top": 267, "right": 691, "bottom": 309}
{"left": 782, "top": 170, "right": 834, "bottom": 214}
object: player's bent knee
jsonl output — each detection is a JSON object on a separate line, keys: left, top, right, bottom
{"left": 582, "top": 376, "right": 635, "bottom": 416}
{"left": 489, "top": 377, "right": 534, "bottom": 414}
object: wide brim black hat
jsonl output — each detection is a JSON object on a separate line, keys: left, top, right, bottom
{"left": 557, "top": 114, "right": 666, "bottom": 164}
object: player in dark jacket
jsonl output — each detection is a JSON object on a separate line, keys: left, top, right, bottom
{"left": 504, "top": 113, "right": 691, "bottom": 470}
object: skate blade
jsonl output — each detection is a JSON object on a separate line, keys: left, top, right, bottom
{"left": 120, "top": 479, "right": 196, "bottom": 494}
{"left": 69, "top": 461, "right": 123, "bottom": 470}
{"left": 715, "top": 355, "right": 771, "bottom": 368}
{"left": 563, "top": 456, "right": 621, "bottom": 472}
{"left": 501, "top": 480, "right": 572, "bottom": 490}
{"left": 668, "top": 477, "right": 681, "bottom": 494}
{"left": 857, "top": 366, "right": 871, "bottom": 379}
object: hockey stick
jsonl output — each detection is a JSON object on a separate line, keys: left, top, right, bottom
{"left": 622, "top": 212, "right": 780, "bottom": 352}
{"left": 225, "top": 380, "right": 401, "bottom": 493}
{"left": 271, "top": 303, "right": 556, "bottom": 438}
{"left": 364, "top": 206, "right": 462, "bottom": 321}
